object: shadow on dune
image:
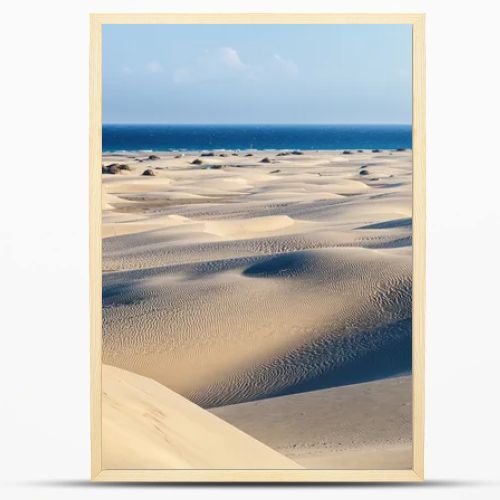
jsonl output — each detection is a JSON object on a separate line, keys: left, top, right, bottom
{"left": 201, "top": 317, "right": 412, "bottom": 408}
{"left": 270, "top": 319, "right": 412, "bottom": 399}
{"left": 102, "top": 246, "right": 412, "bottom": 408}
{"left": 358, "top": 217, "right": 412, "bottom": 230}
{"left": 243, "top": 251, "right": 331, "bottom": 279}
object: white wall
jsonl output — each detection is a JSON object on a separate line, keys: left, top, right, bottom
{"left": 1, "top": 0, "right": 499, "bottom": 499}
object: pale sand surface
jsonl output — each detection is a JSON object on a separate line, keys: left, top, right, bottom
{"left": 102, "top": 364, "right": 301, "bottom": 469}
{"left": 101, "top": 149, "right": 412, "bottom": 468}
{"left": 212, "top": 375, "right": 412, "bottom": 469}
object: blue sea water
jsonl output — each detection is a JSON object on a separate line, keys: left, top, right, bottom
{"left": 102, "top": 124, "right": 412, "bottom": 153}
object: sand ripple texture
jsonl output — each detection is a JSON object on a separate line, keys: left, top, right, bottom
{"left": 102, "top": 150, "right": 413, "bottom": 408}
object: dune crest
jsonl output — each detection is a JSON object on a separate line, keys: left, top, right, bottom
{"left": 204, "top": 215, "right": 295, "bottom": 238}
{"left": 102, "top": 364, "right": 301, "bottom": 469}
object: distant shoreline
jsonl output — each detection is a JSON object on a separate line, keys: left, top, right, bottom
{"left": 103, "top": 147, "right": 412, "bottom": 155}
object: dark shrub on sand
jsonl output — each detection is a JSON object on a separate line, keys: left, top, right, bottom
{"left": 219, "top": 153, "right": 228, "bottom": 157}
{"left": 260, "top": 157, "right": 271, "bottom": 163}
{"left": 359, "top": 169, "right": 370, "bottom": 176}
{"left": 102, "top": 164, "right": 119, "bottom": 174}
{"left": 342, "top": 150, "right": 353, "bottom": 155}
{"left": 270, "top": 169, "right": 281, "bottom": 174}
{"left": 291, "top": 150, "right": 303, "bottom": 155}
{"left": 396, "top": 148, "right": 407, "bottom": 152}
{"left": 201, "top": 152, "right": 215, "bottom": 157}
{"left": 142, "top": 168, "right": 155, "bottom": 176}
{"left": 276, "top": 152, "right": 289, "bottom": 156}
{"left": 232, "top": 153, "right": 239, "bottom": 156}
{"left": 245, "top": 153, "right": 253, "bottom": 157}
{"left": 117, "top": 164, "right": 130, "bottom": 171}
{"left": 372, "top": 149, "right": 381, "bottom": 153}
{"left": 148, "top": 155, "right": 160, "bottom": 160}
{"left": 191, "top": 158, "right": 203, "bottom": 165}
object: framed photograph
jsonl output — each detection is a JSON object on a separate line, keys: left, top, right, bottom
{"left": 90, "top": 13, "right": 425, "bottom": 482}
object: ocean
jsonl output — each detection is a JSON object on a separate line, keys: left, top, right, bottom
{"left": 102, "top": 124, "right": 412, "bottom": 153}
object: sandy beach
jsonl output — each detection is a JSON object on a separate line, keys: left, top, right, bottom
{"left": 101, "top": 149, "right": 413, "bottom": 469}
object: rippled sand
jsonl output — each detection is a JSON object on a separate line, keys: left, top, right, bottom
{"left": 101, "top": 149, "right": 413, "bottom": 468}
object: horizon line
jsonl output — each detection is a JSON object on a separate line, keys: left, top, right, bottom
{"left": 102, "top": 122, "right": 412, "bottom": 127}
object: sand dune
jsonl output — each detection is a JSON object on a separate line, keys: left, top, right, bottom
{"left": 212, "top": 375, "right": 412, "bottom": 469}
{"left": 102, "top": 245, "right": 411, "bottom": 407}
{"left": 102, "top": 364, "right": 301, "bottom": 469}
{"left": 101, "top": 150, "right": 413, "bottom": 468}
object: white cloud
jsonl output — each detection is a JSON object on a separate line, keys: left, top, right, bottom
{"left": 151, "top": 47, "right": 298, "bottom": 87}
{"left": 216, "top": 47, "right": 247, "bottom": 71}
{"left": 146, "top": 61, "right": 162, "bottom": 73}
{"left": 273, "top": 54, "right": 298, "bottom": 77}
{"left": 172, "top": 46, "right": 251, "bottom": 85}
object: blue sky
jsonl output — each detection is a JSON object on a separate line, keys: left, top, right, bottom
{"left": 103, "top": 24, "right": 412, "bottom": 124}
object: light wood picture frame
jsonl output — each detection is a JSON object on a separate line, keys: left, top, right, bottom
{"left": 90, "top": 13, "right": 425, "bottom": 483}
